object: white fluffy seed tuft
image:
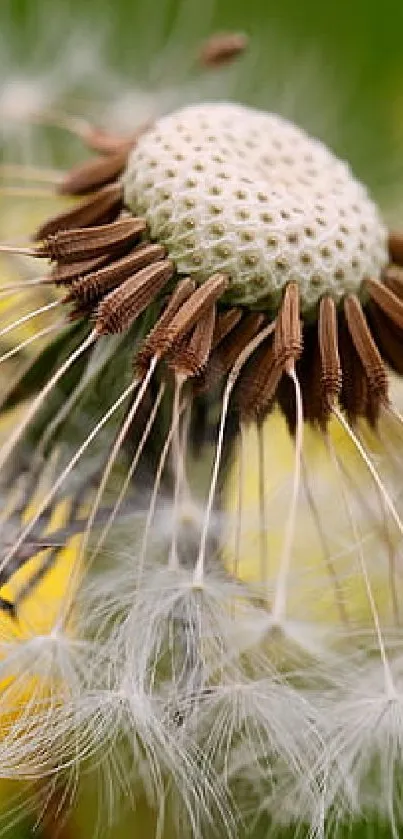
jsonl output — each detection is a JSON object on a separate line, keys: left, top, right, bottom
{"left": 124, "top": 102, "right": 388, "bottom": 312}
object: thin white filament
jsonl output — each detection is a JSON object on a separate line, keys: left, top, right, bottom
{"left": 0, "top": 244, "right": 38, "bottom": 256}
{"left": 257, "top": 419, "right": 269, "bottom": 586}
{"left": 233, "top": 422, "right": 246, "bottom": 580}
{"left": 0, "top": 329, "right": 97, "bottom": 474}
{"left": 0, "top": 300, "right": 59, "bottom": 339}
{"left": 193, "top": 319, "right": 277, "bottom": 585}
{"left": 271, "top": 365, "right": 303, "bottom": 623}
{"left": 333, "top": 406, "right": 403, "bottom": 541}
{"left": 35, "top": 336, "right": 126, "bottom": 460}
{"left": 326, "top": 434, "right": 396, "bottom": 698}
{"left": 77, "top": 357, "right": 158, "bottom": 569}
{"left": 88, "top": 382, "right": 165, "bottom": 565}
{"left": 137, "top": 395, "right": 188, "bottom": 582}
{"left": 0, "top": 376, "right": 139, "bottom": 584}
{"left": 301, "top": 451, "right": 349, "bottom": 626}
{"left": 0, "top": 279, "right": 47, "bottom": 298}
{"left": 0, "top": 321, "right": 63, "bottom": 366}
{"left": 168, "top": 377, "right": 185, "bottom": 570}
{"left": 59, "top": 365, "right": 161, "bottom": 628}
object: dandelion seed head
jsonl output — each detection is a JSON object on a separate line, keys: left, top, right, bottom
{"left": 124, "top": 102, "right": 388, "bottom": 312}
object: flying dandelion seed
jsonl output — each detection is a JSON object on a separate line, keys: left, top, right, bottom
{"left": 1, "top": 17, "right": 403, "bottom": 839}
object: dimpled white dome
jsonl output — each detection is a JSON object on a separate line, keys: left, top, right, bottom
{"left": 124, "top": 103, "right": 388, "bottom": 312}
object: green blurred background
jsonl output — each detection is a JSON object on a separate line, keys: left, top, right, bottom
{"left": 1, "top": 0, "right": 403, "bottom": 835}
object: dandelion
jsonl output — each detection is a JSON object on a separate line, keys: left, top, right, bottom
{"left": 1, "top": 17, "right": 403, "bottom": 839}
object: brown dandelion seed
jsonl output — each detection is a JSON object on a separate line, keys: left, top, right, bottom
{"left": 95, "top": 260, "right": 175, "bottom": 335}
{"left": 65, "top": 243, "right": 166, "bottom": 305}
{"left": 199, "top": 32, "right": 249, "bottom": 68}
{"left": 366, "top": 277, "right": 403, "bottom": 330}
{"left": 211, "top": 308, "right": 243, "bottom": 350}
{"left": 366, "top": 300, "right": 403, "bottom": 375}
{"left": 237, "top": 340, "right": 282, "bottom": 421}
{"left": 318, "top": 295, "right": 342, "bottom": 412}
{"left": 382, "top": 265, "right": 403, "bottom": 300}
{"left": 58, "top": 149, "right": 129, "bottom": 196}
{"left": 198, "top": 312, "right": 265, "bottom": 394}
{"left": 37, "top": 217, "right": 147, "bottom": 263}
{"left": 344, "top": 294, "right": 388, "bottom": 411}
{"left": 35, "top": 183, "right": 124, "bottom": 240}
{"left": 157, "top": 273, "right": 229, "bottom": 356}
{"left": 273, "top": 282, "right": 303, "bottom": 372}
{"left": 136, "top": 278, "right": 197, "bottom": 376}
{"left": 170, "top": 304, "right": 217, "bottom": 379}
{"left": 338, "top": 314, "right": 369, "bottom": 423}
{"left": 47, "top": 253, "right": 113, "bottom": 286}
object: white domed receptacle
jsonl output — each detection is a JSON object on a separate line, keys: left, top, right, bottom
{"left": 124, "top": 102, "right": 388, "bottom": 314}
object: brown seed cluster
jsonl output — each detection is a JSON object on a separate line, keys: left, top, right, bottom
{"left": 31, "top": 119, "right": 403, "bottom": 433}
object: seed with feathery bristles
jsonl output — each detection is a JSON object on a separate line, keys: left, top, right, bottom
{"left": 318, "top": 295, "right": 341, "bottom": 411}
{"left": 367, "top": 300, "right": 403, "bottom": 374}
{"left": 37, "top": 217, "right": 147, "bottom": 263}
{"left": 273, "top": 282, "right": 302, "bottom": 371}
{"left": 136, "top": 278, "right": 196, "bottom": 375}
{"left": 197, "top": 312, "right": 265, "bottom": 393}
{"left": 95, "top": 259, "right": 175, "bottom": 334}
{"left": 58, "top": 149, "right": 129, "bottom": 196}
{"left": 338, "top": 315, "right": 368, "bottom": 422}
{"left": 237, "top": 340, "right": 282, "bottom": 421}
{"left": 65, "top": 243, "right": 166, "bottom": 304}
{"left": 169, "top": 305, "right": 216, "bottom": 378}
{"left": 344, "top": 294, "right": 388, "bottom": 405}
{"left": 35, "top": 183, "right": 124, "bottom": 240}
{"left": 211, "top": 308, "right": 243, "bottom": 350}
{"left": 157, "top": 273, "right": 229, "bottom": 355}
{"left": 47, "top": 253, "right": 113, "bottom": 286}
